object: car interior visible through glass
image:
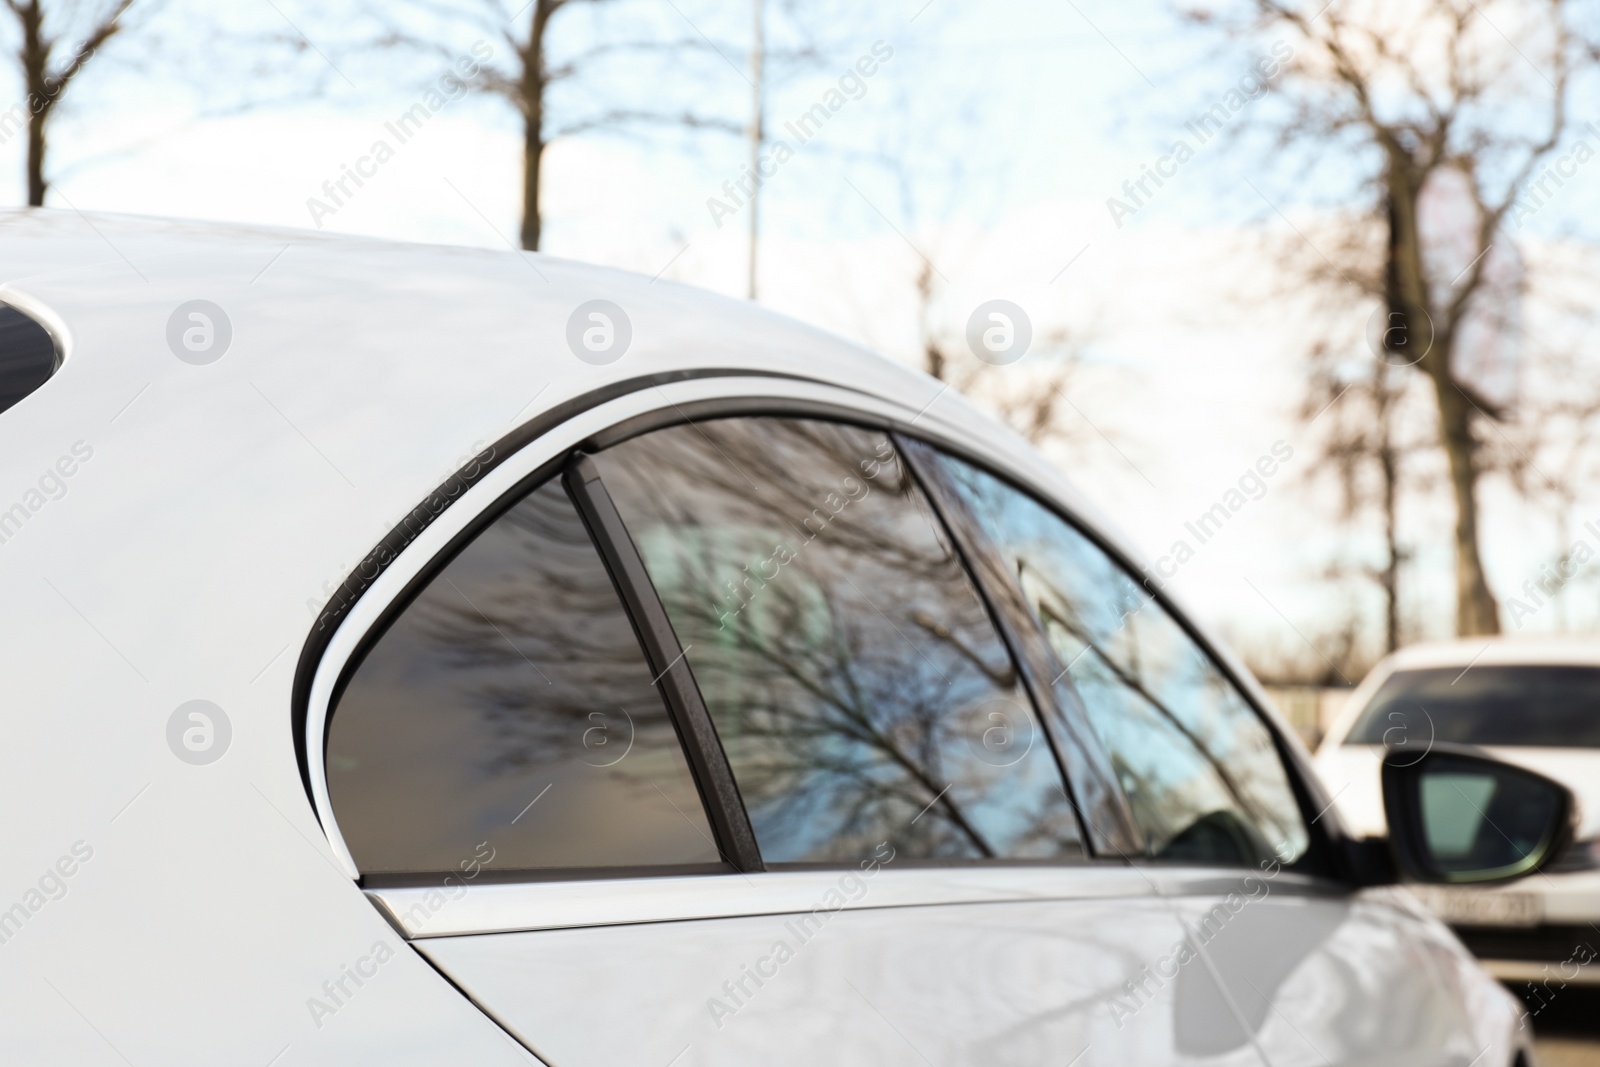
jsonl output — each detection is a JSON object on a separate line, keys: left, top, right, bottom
{"left": 1348, "top": 664, "right": 1600, "bottom": 748}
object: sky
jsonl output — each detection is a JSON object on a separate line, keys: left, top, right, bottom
{"left": 9, "top": 0, "right": 1600, "bottom": 678}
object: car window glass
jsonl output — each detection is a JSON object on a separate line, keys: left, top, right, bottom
{"left": 326, "top": 478, "right": 719, "bottom": 876}
{"left": 1347, "top": 665, "right": 1600, "bottom": 748}
{"left": 592, "top": 416, "right": 1083, "bottom": 865}
{"left": 0, "top": 304, "right": 58, "bottom": 416}
{"left": 933, "top": 452, "right": 1309, "bottom": 867}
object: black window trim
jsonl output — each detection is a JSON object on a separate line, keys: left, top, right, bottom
{"left": 300, "top": 381, "right": 1345, "bottom": 885}
{"left": 320, "top": 452, "right": 569, "bottom": 757}
{"left": 894, "top": 433, "right": 1142, "bottom": 861}
{"left": 563, "top": 453, "right": 764, "bottom": 873}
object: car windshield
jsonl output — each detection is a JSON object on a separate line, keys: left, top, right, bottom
{"left": 1345, "top": 664, "right": 1600, "bottom": 748}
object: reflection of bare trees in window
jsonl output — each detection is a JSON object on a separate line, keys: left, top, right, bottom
{"left": 1034, "top": 590, "right": 1277, "bottom": 862}
{"left": 596, "top": 417, "right": 1080, "bottom": 864}
{"left": 936, "top": 453, "right": 1309, "bottom": 866}
{"left": 328, "top": 476, "right": 719, "bottom": 874}
{"left": 412, "top": 480, "right": 677, "bottom": 781}
{"left": 1031, "top": 578, "right": 1270, "bottom": 827}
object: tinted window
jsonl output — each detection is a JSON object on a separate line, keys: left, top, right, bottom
{"left": 0, "top": 305, "right": 58, "bottom": 416}
{"left": 933, "top": 453, "right": 1309, "bottom": 867}
{"left": 593, "top": 417, "right": 1083, "bottom": 865}
{"left": 327, "top": 479, "right": 719, "bottom": 876}
{"left": 1347, "top": 665, "right": 1600, "bottom": 748}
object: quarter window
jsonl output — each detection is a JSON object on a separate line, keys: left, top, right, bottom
{"left": 592, "top": 417, "right": 1083, "bottom": 865}
{"left": 932, "top": 453, "right": 1309, "bottom": 867}
{"left": 0, "top": 304, "right": 58, "bottom": 417}
{"left": 326, "top": 478, "right": 720, "bottom": 876}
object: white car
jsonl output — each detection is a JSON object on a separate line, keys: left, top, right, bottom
{"left": 0, "top": 210, "right": 1559, "bottom": 1065}
{"left": 1317, "top": 638, "right": 1600, "bottom": 989}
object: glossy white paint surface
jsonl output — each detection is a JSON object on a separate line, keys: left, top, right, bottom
{"left": 0, "top": 211, "right": 1533, "bottom": 1064}
{"left": 419, "top": 896, "right": 1263, "bottom": 1067}
{"left": 1167, "top": 890, "right": 1491, "bottom": 1066}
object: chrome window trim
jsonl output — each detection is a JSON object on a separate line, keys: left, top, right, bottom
{"left": 1136, "top": 868, "right": 1335, "bottom": 900}
{"left": 366, "top": 866, "right": 1340, "bottom": 940}
{"left": 366, "top": 865, "right": 1167, "bottom": 939}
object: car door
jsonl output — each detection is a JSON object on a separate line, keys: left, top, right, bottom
{"left": 916, "top": 442, "right": 1481, "bottom": 1067}
{"left": 320, "top": 407, "right": 1269, "bottom": 1066}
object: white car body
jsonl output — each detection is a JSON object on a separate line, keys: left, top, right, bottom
{"left": 0, "top": 210, "right": 1534, "bottom": 1065}
{"left": 1316, "top": 638, "right": 1600, "bottom": 987}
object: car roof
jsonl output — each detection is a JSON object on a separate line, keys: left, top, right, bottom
{"left": 0, "top": 208, "right": 1182, "bottom": 664}
{"left": 1383, "top": 637, "right": 1600, "bottom": 670}
{"left": 0, "top": 209, "right": 1310, "bottom": 750}
{"left": 0, "top": 208, "right": 1157, "bottom": 577}
{"left": 0, "top": 209, "right": 1035, "bottom": 466}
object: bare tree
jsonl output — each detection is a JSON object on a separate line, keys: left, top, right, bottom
{"left": 857, "top": 81, "right": 1107, "bottom": 453}
{"left": 914, "top": 253, "right": 1099, "bottom": 451}
{"left": 745, "top": 0, "right": 762, "bottom": 298}
{"left": 493, "top": 0, "right": 738, "bottom": 250}
{"left": 740, "top": 0, "right": 854, "bottom": 298}
{"left": 1299, "top": 349, "right": 1433, "bottom": 653}
{"left": 1188, "top": 0, "right": 1595, "bottom": 635}
{"left": 377, "top": 0, "right": 744, "bottom": 250}
{"left": 2, "top": 0, "right": 136, "bottom": 205}
{"left": 1496, "top": 343, "right": 1600, "bottom": 628}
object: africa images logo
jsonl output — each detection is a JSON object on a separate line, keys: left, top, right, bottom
{"left": 166, "top": 701, "right": 232, "bottom": 766}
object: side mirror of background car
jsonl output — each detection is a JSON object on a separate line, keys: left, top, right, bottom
{"left": 1380, "top": 744, "right": 1576, "bottom": 885}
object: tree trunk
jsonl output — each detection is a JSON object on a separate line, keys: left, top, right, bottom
{"left": 915, "top": 260, "right": 945, "bottom": 380}
{"left": 1386, "top": 150, "right": 1500, "bottom": 637}
{"left": 1428, "top": 362, "right": 1501, "bottom": 634}
{"left": 520, "top": 116, "right": 543, "bottom": 251}
{"left": 1376, "top": 372, "right": 1402, "bottom": 652}
{"left": 518, "top": 0, "right": 555, "bottom": 251}
{"left": 26, "top": 112, "right": 46, "bottom": 207}
{"left": 746, "top": 0, "right": 763, "bottom": 299}
{"left": 19, "top": 1, "right": 48, "bottom": 207}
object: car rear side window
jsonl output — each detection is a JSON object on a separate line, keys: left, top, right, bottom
{"left": 1346, "top": 665, "right": 1600, "bottom": 748}
{"left": 591, "top": 416, "right": 1083, "bottom": 866}
{"left": 931, "top": 452, "right": 1309, "bottom": 868}
{"left": 326, "top": 478, "right": 720, "bottom": 877}
{"left": 0, "top": 304, "right": 59, "bottom": 417}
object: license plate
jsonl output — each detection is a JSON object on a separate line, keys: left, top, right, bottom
{"left": 1408, "top": 885, "right": 1544, "bottom": 927}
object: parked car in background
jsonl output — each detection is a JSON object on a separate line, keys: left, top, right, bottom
{"left": 1317, "top": 638, "right": 1600, "bottom": 987}
{"left": 0, "top": 212, "right": 1572, "bottom": 1064}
